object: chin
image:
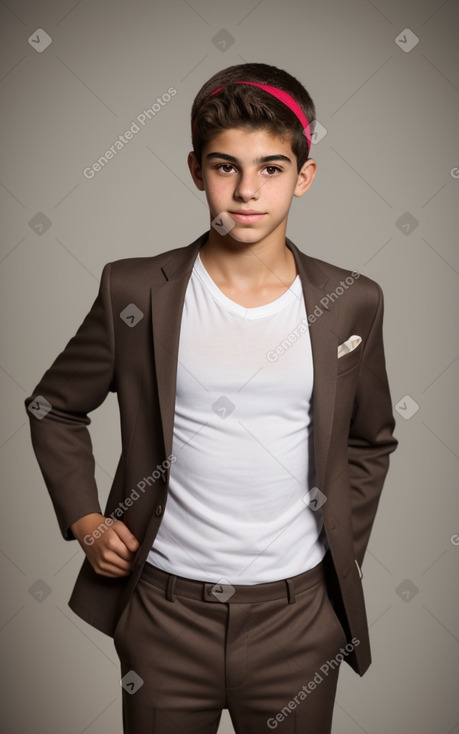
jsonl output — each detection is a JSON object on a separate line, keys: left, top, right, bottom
{"left": 227, "top": 228, "right": 268, "bottom": 245}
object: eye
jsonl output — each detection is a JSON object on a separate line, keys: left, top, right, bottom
{"left": 214, "top": 163, "right": 236, "bottom": 173}
{"left": 263, "top": 166, "right": 282, "bottom": 175}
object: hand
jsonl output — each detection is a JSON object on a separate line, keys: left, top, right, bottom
{"left": 70, "top": 513, "right": 140, "bottom": 577}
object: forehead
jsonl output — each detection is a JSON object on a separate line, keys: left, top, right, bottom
{"left": 203, "top": 127, "right": 295, "bottom": 159}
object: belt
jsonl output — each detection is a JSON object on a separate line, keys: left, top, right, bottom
{"left": 139, "top": 559, "right": 325, "bottom": 604}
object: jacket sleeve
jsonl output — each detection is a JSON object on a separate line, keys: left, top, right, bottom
{"left": 348, "top": 283, "right": 398, "bottom": 566}
{"left": 24, "top": 263, "right": 116, "bottom": 541}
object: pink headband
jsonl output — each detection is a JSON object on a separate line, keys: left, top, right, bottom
{"left": 193, "top": 81, "right": 312, "bottom": 150}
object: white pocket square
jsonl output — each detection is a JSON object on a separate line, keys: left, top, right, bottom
{"left": 337, "top": 335, "right": 362, "bottom": 359}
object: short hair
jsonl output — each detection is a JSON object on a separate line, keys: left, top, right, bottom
{"left": 191, "top": 63, "right": 316, "bottom": 173}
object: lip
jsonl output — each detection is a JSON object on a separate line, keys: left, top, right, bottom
{"left": 228, "top": 210, "right": 266, "bottom": 223}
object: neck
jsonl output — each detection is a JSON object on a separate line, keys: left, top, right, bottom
{"left": 200, "top": 223, "right": 296, "bottom": 290}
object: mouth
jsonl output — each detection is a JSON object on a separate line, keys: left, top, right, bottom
{"left": 228, "top": 210, "right": 266, "bottom": 224}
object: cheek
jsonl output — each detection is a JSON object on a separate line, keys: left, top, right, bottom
{"left": 206, "top": 178, "right": 233, "bottom": 203}
{"left": 268, "top": 182, "right": 295, "bottom": 207}
{"left": 209, "top": 176, "right": 227, "bottom": 191}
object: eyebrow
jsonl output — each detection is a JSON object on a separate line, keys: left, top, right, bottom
{"left": 206, "top": 152, "right": 292, "bottom": 165}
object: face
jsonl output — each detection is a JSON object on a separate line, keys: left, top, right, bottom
{"left": 188, "top": 127, "right": 316, "bottom": 248}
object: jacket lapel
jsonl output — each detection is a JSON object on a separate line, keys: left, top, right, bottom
{"left": 286, "top": 239, "right": 339, "bottom": 493}
{"left": 150, "top": 233, "right": 206, "bottom": 459}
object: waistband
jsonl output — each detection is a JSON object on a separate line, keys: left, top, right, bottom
{"left": 139, "top": 559, "right": 325, "bottom": 604}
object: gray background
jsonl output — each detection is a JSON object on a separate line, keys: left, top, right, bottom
{"left": 1, "top": 0, "right": 458, "bottom": 732}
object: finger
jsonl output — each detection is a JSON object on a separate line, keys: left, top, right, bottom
{"left": 94, "top": 565, "right": 131, "bottom": 578}
{"left": 112, "top": 520, "right": 140, "bottom": 552}
{"left": 103, "top": 532, "right": 136, "bottom": 563}
{"left": 96, "top": 549, "right": 134, "bottom": 576}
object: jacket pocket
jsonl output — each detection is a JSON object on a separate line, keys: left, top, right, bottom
{"left": 337, "top": 342, "right": 362, "bottom": 376}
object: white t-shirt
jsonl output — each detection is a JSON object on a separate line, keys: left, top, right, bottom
{"left": 146, "top": 252, "right": 327, "bottom": 583}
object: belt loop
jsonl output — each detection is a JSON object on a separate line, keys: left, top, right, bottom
{"left": 166, "top": 574, "right": 176, "bottom": 602}
{"left": 286, "top": 578, "right": 296, "bottom": 604}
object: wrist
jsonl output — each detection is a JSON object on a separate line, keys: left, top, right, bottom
{"left": 70, "top": 512, "right": 105, "bottom": 541}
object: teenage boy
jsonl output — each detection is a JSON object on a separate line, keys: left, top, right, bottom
{"left": 25, "top": 62, "right": 398, "bottom": 733}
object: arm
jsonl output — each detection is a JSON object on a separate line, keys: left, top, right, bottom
{"left": 25, "top": 263, "right": 116, "bottom": 540}
{"left": 25, "top": 263, "right": 140, "bottom": 575}
{"left": 347, "top": 284, "right": 398, "bottom": 566}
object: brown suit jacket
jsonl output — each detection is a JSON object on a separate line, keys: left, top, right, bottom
{"left": 25, "top": 232, "right": 398, "bottom": 675}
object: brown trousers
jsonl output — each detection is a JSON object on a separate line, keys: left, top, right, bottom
{"left": 113, "top": 558, "right": 347, "bottom": 733}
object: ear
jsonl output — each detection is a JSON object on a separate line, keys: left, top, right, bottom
{"left": 293, "top": 157, "right": 317, "bottom": 198}
{"left": 188, "top": 151, "right": 205, "bottom": 191}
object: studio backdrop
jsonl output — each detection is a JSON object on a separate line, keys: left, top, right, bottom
{"left": 1, "top": 0, "right": 458, "bottom": 732}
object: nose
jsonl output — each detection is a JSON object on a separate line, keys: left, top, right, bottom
{"left": 234, "top": 169, "right": 260, "bottom": 201}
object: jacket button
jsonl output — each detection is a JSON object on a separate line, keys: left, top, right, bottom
{"left": 161, "top": 471, "right": 167, "bottom": 484}
{"left": 155, "top": 505, "right": 163, "bottom": 516}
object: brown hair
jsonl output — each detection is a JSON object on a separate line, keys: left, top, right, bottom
{"left": 191, "top": 63, "right": 316, "bottom": 173}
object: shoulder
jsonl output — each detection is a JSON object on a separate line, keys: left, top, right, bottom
{"left": 98, "top": 234, "right": 206, "bottom": 291}
{"left": 106, "top": 244, "right": 189, "bottom": 279}
{"left": 291, "top": 241, "right": 383, "bottom": 305}
{"left": 94, "top": 235, "right": 206, "bottom": 312}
